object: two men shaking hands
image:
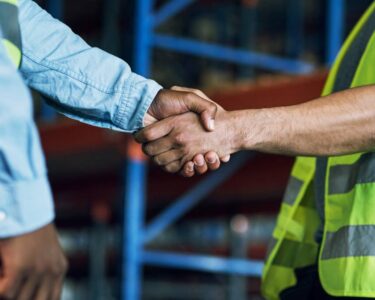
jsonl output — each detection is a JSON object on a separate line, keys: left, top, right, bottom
{"left": 136, "top": 86, "right": 232, "bottom": 177}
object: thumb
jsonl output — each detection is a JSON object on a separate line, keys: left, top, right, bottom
{"left": 183, "top": 94, "right": 218, "bottom": 131}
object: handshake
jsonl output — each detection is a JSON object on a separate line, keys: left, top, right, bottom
{"left": 135, "top": 86, "right": 239, "bottom": 177}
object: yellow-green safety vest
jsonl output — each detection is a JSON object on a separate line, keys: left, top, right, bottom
{"left": 0, "top": 0, "right": 22, "bottom": 67}
{"left": 262, "top": 2, "right": 375, "bottom": 299}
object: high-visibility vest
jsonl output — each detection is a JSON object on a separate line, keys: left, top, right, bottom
{"left": 0, "top": 0, "right": 22, "bottom": 67}
{"left": 262, "top": 2, "right": 375, "bottom": 299}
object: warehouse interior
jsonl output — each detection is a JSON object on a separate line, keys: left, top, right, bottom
{"left": 30, "top": 0, "right": 372, "bottom": 299}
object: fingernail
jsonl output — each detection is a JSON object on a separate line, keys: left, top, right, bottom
{"left": 209, "top": 119, "right": 215, "bottom": 131}
{"left": 195, "top": 156, "right": 205, "bottom": 167}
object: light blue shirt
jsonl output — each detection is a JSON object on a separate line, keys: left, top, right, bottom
{"left": 0, "top": 0, "right": 162, "bottom": 238}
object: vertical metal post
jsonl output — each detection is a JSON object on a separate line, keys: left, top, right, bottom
{"left": 286, "top": 0, "right": 304, "bottom": 58}
{"left": 46, "top": 0, "right": 64, "bottom": 19}
{"left": 101, "top": 0, "right": 121, "bottom": 56}
{"left": 327, "top": 0, "right": 345, "bottom": 65}
{"left": 122, "top": 143, "right": 147, "bottom": 300}
{"left": 134, "top": 0, "right": 153, "bottom": 75}
{"left": 122, "top": 0, "right": 153, "bottom": 298}
{"left": 42, "top": 0, "right": 64, "bottom": 121}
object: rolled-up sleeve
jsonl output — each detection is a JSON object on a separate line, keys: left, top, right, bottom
{"left": 18, "top": 0, "right": 162, "bottom": 132}
{"left": 0, "top": 39, "right": 54, "bottom": 238}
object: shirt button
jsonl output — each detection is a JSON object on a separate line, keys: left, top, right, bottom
{"left": 0, "top": 211, "right": 7, "bottom": 222}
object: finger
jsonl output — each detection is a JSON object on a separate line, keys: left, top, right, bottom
{"left": 154, "top": 150, "right": 184, "bottom": 166}
{"left": 0, "top": 270, "right": 24, "bottom": 300}
{"left": 205, "top": 152, "right": 221, "bottom": 171}
{"left": 34, "top": 278, "right": 52, "bottom": 300}
{"left": 180, "top": 161, "right": 195, "bottom": 177}
{"left": 17, "top": 276, "right": 39, "bottom": 300}
{"left": 221, "top": 155, "right": 231, "bottom": 163}
{"left": 51, "top": 276, "right": 64, "bottom": 300}
{"left": 171, "top": 86, "right": 225, "bottom": 111}
{"left": 142, "top": 138, "right": 174, "bottom": 156}
{"left": 172, "top": 88, "right": 218, "bottom": 132}
{"left": 134, "top": 118, "right": 173, "bottom": 143}
{"left": 193, "top": 154, "right": 208, "bottom": 175}
{"left": 163, "top": 161, "right": 182, "bottom": 174}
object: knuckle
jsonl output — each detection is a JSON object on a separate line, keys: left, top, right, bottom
{"left": 49, "top": 264, "right": 65, "bottom": 277}
{"left": 142, "top": 129, "right": 157, "bottom": 141}
{"left": 143, "top": 130, "right": 154, "bottom": 141}
{"left": 157, "top": 156, "right": 167, "bottom": 165}
{"left": 174, "top": 132, "right": 186, "bottom": 145}
{"left": 142, "top": 144, "right": 152, "bottom": 155}
{"left": 59, "top": 256, "right": 69, "bottom": 274}
{"left": 53, "top": 257, "right": 69, "bottom": 276}
{"left": 153, "top": 156, "right": 163, "bottom": 166}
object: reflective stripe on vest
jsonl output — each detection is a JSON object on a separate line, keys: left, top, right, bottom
{"left": 320, "top": 3, "right": 375, "bottom": 297}
{"left": 0, "top": 0, "right": 21, "bottom": 67}
{"left": 329, "top": 153, "right": 375, "bottom": 194}
{"left": 282, "top": 177, "right": 303, "bottom": 205}
{"left": 262, "top": 2, "right": 375, "bottom": 299}
{"left": 322, "top": 225, "right": 375, "bottom": 259}
{"left": 261, "top": 157, "right": 319, "bottom": 300}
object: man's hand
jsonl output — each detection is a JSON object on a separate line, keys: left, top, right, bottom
{"left": 0, "top": 223, "right": 68, "bottom": 300}
{"left": 145, "top": 87, "right": 218, "bottom": 131}
{"left": 135, "top": 111, "right": 238, "bottom": 174}
{"left": 144, "top": 86, "right": 230, "bottom": 176}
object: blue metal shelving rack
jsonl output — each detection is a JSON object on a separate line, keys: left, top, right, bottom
{"left": 123, "top": 1, "right": 346, "bottom": 299}
{"left": 41, "top": 0, "right": 347, "bottom": 299}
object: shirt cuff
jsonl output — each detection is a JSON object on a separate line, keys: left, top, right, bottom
{"left": 0, "top": 176, "right": 55, "bottom": 238}
{"left": 114, "top": 72, "right": 163, "bottom": 132}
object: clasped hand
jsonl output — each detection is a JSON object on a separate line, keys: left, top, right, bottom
{"left": 136, "top": 87, "right": 234, "bottom": 177}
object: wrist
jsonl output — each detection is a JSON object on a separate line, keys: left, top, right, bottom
{"left": 230, "top": 109, "right": 268, "bottom": 152}
{"left": 223, "top": 110, "right": 251, "bottom": 153}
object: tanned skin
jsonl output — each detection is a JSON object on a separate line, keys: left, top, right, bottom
{"left": 136, "top": 85, "right": 375, "bottom": 174}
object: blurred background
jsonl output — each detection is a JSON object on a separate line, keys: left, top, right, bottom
{"left": 32, "top": 0, "right": 372, "bottom": 299}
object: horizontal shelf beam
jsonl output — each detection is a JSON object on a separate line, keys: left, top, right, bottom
{"left": 142, "top": 250, "right": 264, "bottom": 277}
{"left": 152, "top": 34, "right": 315, "bottom": 74}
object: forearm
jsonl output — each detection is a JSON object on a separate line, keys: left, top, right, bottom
{"left": 231, "top": 85, "right": 375, "bottom": 156}
{"left": 19, "top": 0, "right": 162, "bottom": 132}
